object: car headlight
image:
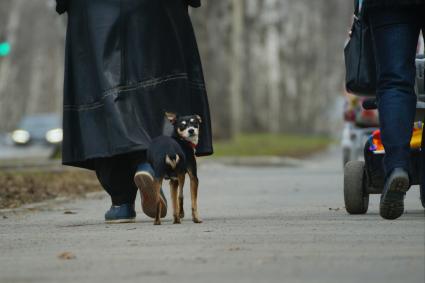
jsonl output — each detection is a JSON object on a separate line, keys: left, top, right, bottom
{"left": 12, "top": 130, "right": 30, "bottom": 144}
{"left": 45, "top": 128, "right": 63, "bottom": 144}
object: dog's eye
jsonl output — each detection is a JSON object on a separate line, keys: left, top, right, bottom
{"left": 181, "top": 121, "right": 187, "bottom": 126}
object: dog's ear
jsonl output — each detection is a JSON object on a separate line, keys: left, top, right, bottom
{"left": 195, "top": 115, "right": 202, "bottom": 123}
{"left": 165, "top": 112, "right": 177, "bottom": 125}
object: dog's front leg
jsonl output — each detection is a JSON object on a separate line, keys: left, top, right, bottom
{"left": 189, "top": 172, "right": 202, "bottom": 223}
{"left": 154, "top": 179, "right": 163, "bottom": 225}
{"left": 178, "top": 174, "right": 186, "bottom": 219}
{"left": 170, "top": 179, "right": 181, "bottom": 224}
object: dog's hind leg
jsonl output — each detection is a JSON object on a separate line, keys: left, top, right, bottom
{"left": 178, "top": 174, "right": 186, "bottom": 219}
{"left": 154, "top": 180, "right": 163, "bottom": 225}
{"left": 189, "top": 171, "right": 202, "bottom": 224}
{"left": 170, "top": 179, "right": 181, "bottom": 224}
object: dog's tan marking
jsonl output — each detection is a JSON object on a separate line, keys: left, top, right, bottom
{"left": 188, "top": 170, "right": 202, "bottom": 224}
{"left": 165, "top": 154, "right": 179, "bottom": 169}
{"left": 177, "top": 128, "right": 185, "bottom": 137}
{"left": 170, "top": 179, "right": 181, "bottom": 224}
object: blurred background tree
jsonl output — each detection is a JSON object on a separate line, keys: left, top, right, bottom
{"left": 0, "top": 0, "right": 65, "bottom": 132}
{"left": 0, "top": 0, "right": 351, "bottom": 140}
{"left": 192, "top": 0, "right": 351, "bottom": 138}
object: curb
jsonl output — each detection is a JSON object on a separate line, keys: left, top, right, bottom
{"left": 0, "top": 192, "right": 105, "bottom": 216}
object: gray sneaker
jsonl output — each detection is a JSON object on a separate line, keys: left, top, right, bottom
{"left": 134, "top": 163, "right": 167, "bottom": 219}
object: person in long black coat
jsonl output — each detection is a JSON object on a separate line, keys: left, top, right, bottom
{"left": 56, "top": 0, "right": 212, "bottom": 222}
{"left": 362, "top": 0, "right": 425, "bottom": 219}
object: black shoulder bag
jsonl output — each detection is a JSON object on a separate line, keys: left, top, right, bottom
{"left": 344, "top": 0, "right": 376, "bottom": 96}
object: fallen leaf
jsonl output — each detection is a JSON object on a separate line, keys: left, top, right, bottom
{"left": 228, "top": 247, "right": 241, "bottom": 251}
{"left": 58, "top": 252, "right": 76, "bottom": 260}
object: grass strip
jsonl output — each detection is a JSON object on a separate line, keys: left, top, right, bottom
{"left": 212, "top": 133, "right": 332, "bottom": 158}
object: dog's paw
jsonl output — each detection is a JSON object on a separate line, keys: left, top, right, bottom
{"left": 173, "top": 218, "right": 181, "bottom": 224}
{"left": 179, "top": 210, "right": 185, "bottom": 219}
{"left": 192, "top": 217, "right": 203, "bottom": 224}
{"left": 154, "top": 220, "right": 161, "bottom": 225}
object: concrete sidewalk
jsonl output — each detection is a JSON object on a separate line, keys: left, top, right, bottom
{"left": 0, "top": 150, "right": 424, "bottom": 283}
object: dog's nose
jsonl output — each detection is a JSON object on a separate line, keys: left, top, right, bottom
{"left": 188, "top": 129, "right": 195, "bottom": 135}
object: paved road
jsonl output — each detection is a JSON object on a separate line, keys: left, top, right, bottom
{"left": 0, "top": 149, "right": 424, "bottom": 283}
{"left": 0, "top": 143, "right": 53, "bottom": 161}
{"left": 0, "top": 133, "right": 54, "bottom": 161}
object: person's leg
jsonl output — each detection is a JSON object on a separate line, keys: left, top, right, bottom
{"left": 368, "top": 7, "right": 421, "bottom": 219}
{"left": 94, "top": 153, "right": 139, "bottom": 206}
{"left": 369, "top": 8, "right": 421, "bottom": 175}
{"left": 94, "top": 150, "right": 168, "bottom": 221}
{"left": 134, "top": 160, "right": 168, "bottom": 219}
{"left": 94, "top": 152, "right": 145, "bottom": 223}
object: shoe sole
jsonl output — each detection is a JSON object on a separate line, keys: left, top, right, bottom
{"left": 380, "top": 175, "right": 409, "bottom": 220}
{"left": 134, "top": 172, "right": 167, "bottom": 219}
{"left": 105, "top": 218, "right": 136, "bottom": 224}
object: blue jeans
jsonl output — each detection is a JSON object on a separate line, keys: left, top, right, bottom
{"left": 368, "top": 7, "right": 425, "bottom": 177}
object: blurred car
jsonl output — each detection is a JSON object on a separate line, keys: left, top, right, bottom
{"left": 11, "top": 113, "right": 62, "bottom": 147}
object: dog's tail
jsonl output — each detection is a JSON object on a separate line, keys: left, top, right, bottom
{"left": 165, "top": 154, "right": 180, "bottom": 169}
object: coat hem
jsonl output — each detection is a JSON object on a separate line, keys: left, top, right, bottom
{"left": 62, "top": 144, "right": 213, "bottom": 170}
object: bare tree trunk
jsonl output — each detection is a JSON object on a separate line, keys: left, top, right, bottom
{"left": 0, "top": 0, "right": 65, "bottom": 132}
{"left": 0, "top": 0, "right": 23, "bottom": 130}
{"left": 230, "top": 0, "right": 244, "bottom": 135}
{"left": 191, "top": 1, "right": 234, "bottom": 139}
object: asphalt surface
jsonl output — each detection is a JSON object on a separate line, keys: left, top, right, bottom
{"left": 0, "top": 140, "right": 53, "bottom": 161}
{"left": 0, "top": 148, "right": 424, "bottom": 283}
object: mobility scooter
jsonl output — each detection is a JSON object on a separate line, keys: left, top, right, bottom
{"left": 344, "top": 55, "right": 425, "bottom": 214}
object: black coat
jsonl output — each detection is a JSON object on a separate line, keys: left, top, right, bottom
{"left": 56, "top": 0, "right": 201, "bottom": 14}
{"left": 363, "top": 0, "right": 425, "bottom": 8}
{"left": 56, "top": 0, "right": 213, "bottom": 169}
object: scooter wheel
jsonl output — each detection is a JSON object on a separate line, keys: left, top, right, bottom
{"left": 344, "top": 161, "right": 369, "bottom": 214}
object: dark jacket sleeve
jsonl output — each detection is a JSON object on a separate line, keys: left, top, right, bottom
{"left": 186, "top": 0, "right": 201, "bottom": 8}
{"left": 56, "top": 0, "right": 68, "bottom": 14}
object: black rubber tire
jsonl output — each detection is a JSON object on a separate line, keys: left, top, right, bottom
{"left": 344, "top": 161, "right": 369, "bottom": 214}
{"left": 420, "top": 184, "right": 425, "bottom": 209}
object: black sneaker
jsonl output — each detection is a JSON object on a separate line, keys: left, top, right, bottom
{"left": 380, "top": 168, "right": 410, "bottom": 220}
{"left": 134, "top": 163, "right": 167, "bottom": 219}
{"left": 104, "top": 204, "right": 136, "bottom": 224}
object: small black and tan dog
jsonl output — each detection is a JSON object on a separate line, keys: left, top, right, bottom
{"left": 145, "top": 112, "right": 203, "bottom": 225}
